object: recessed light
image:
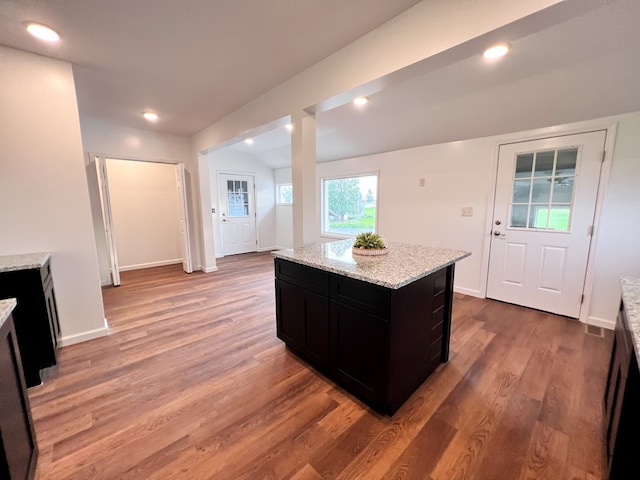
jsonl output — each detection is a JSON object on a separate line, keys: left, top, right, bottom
{"left": 483, "top": 44, "right": 509, "bottom": 59}
{"left": 26, "top": 22, "right": 60, "bottom": 42}
{"left": 285, "top": 123, "right": 293, "bottom": 131}
{"left": 245, "top": 138, "right": 254, "bottom": 145}
{"left": 353, "top": 96, "right": 369, "bottom": 106}
{"left": 143, "top": 112, "right": 158, "bottom": 121}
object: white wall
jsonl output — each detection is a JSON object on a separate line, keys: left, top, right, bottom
{"left": 105, "top": 159, "right": 182, "bottom": 271}
{"left": 79, "top": 116, "right": 192, "bottom": 283}
{"left": 274, "top": 168, "right": 293, "bottom": 249}
{"left": 0, "top": 46, "right": 106, "bottom": 345}
{"left": 316, "top": 112, "right": 640, "bottom": 328}
{"left": 208, "top": 151, "right": 277, "bottom": 256}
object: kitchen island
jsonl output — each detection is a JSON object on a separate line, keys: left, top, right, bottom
{"left": 273, "top": 239, "right": 470, "bottom": 415}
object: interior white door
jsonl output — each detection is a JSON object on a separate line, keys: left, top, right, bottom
{"left": 487, "top": 131, "right": 606, "bottom": 318}
{"left": 94, "top": 155, "right": 121, "bottom": 286}
{"left": 175, "top": 163, "right": 193, "bottom": 273}
{"left": 218, "top": 174, "right": 257, "bottom": 256}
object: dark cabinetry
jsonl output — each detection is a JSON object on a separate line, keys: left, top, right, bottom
{"left": 274, "top": 258, "right": 454, "bottom": 414}
{"left": 0, "top": 259, "right": 60, "bottom": 387}
{"left": 0, "top": 308, "right": 38, "bottom": 480}
{"left": 603, "top": 299, "right": 640, "bottom": 479}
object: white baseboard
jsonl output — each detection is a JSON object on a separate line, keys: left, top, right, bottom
{"left": 453, "top": 286, "right": 483, "bottom": 298}
{"left": 118, "top": 258, "right": 183, "bottom": 272}
{"left": 586, "top": 315, "right": 615, "bottom": 330}
{"left": 258, "top": 246, "right": 279, "bottom": 253}
{"left": 59, "top": 320, "right": 109, "bottom": 347}
{"left": 200, "top": 265, "right": 218, "bottom": 273}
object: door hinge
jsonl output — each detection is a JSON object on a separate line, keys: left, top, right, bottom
{"left": 256, "top": 240, "right": 258, "bottom": 245}
{"left": 588, "top": 225, "right": 594, "bottom": 236}
{"left": 581, "top": 294, "right": 585, "bottom": 304}
{"left": 601, "top": 150, "right": 606, "bottom": 163}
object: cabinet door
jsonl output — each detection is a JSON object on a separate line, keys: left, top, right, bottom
{"left": 0, "top": 317, "right": 38, "bottom": 480}
{"left": 44, "top": 280, "right": 61, "bottom": 349}
{"left": 330, "top": 301, "right": 388, "bottom": 406}
{"left": 275, "top": 279, "right": 329, "bottom": 368}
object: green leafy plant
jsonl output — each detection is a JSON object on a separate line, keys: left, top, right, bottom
{"left": 353, "top": 231, "right": 386, "bottom": 249}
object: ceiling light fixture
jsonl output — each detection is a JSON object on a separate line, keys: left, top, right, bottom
{"left": 26, "top": 22, "right": 60, "bottom": 42}
{"left": 143, "top": 112, "right": 158, "bottom": 121}
{"left": 245, "top": 138, "right": 254, "bottom": 145}
{"left": 483, "top": 44, "right": 509, "bottom": 59}
{"left": 285, "top": 123, "right": 293, "bottom": 131}
{"left": 353, "top": 96, "right": 369, "bottom": 106}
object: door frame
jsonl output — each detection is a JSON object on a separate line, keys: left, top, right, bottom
{"left": 479, "top": 119, "right": 618, "bottom": 325}
{"left": 92, "top": 154, "right": 194, "bottom": 285}
{"left": 215, "top": 171, "right": 259, "bottom": 257}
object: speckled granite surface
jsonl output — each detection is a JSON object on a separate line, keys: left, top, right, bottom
{"left": 0, "top": 298, "right": 17, "bottom": 329}
{"left": 272, "top": 239, "right": 470, "bottom": 289}
{"left": 0, "top": 252, "right": 50, "bottom": 273}
{"left": 621, "top": 276, "right": 640, "bottom": 365}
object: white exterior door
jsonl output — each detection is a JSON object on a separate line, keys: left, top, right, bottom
{"left": 218, "top": 174, "right": 257, "bottom": 256}
{"left": 487, "top": 131, "right": 606, "bottom": 318}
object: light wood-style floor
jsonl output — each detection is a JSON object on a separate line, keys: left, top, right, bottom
{"left": 29, "top": 252, "right": 611, "bottom": 479}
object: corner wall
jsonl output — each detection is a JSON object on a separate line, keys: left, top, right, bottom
{"left": 0, "top": 46, "right": 106, "bottom": 345}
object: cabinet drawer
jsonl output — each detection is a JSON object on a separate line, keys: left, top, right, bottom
{"left": 274, "top": 259, "right": 329, "bottom": 296}
{"left": 330, "top": 274, "right": 391, "bottom": 318}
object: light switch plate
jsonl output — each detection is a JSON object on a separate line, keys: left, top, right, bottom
{"left": 461, "top": 206, "right": 473, "bottom": 217}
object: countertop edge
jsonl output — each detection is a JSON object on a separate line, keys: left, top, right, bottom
{"left": 0, "top": 298, "right": 17, "bottom": 329}
{"left": 620, "top": 276, "right": 640, "bottom": 367}
{"left": 0, "top": 252, "right": 51, "bottom": 273}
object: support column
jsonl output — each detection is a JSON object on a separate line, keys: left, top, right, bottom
{"left": 291, "top": 111, "right": 317, "bottom": 247}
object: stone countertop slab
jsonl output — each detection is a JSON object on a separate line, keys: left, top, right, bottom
{"left": 621, "top": 276, "right": 640, "bottom": 365}
{"left": 0, "top": 252, "right": 51, "bottom": 273}
{"left": 0, "top": 298, "right": 17, "bottom": 329}
{"left": 272, "top": 239, "right": 471, "bottom": 289}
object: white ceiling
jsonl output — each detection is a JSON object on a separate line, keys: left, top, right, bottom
{"left": 0, "top": 0, "right": 422, "bottom": 136}
{"left": 2, "top": 1, "right": 640, "bottom": 170}
{"left": 224, "top": 0, "right": 640, "bottom": 168}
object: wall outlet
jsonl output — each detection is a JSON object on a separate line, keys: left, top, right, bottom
{"left": 461, "top": 206, "right": 473, "bottom": 217}
{"left": 418, "top": 177, "right": 426, "bottom": 187}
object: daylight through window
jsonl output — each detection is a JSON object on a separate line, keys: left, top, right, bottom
{"left": 322, "top": 174, "right": 377, "bottom": 236}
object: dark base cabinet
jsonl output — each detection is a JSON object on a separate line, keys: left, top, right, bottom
{"left": 0, "top": 259, "right": 60, "bottom": 387}
{"left": 0, "top": 311, "right": 38, "bottom": 480}
{"left": 603, "top": 299, "right": 640, "bottom": 479}
{"left": 275, "top": 258, "right": 454, "bottom": 415}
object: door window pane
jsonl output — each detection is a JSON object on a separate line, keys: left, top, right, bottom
{"left": 512, "top": 180, "right": 531, "bottom": 203}
{"left": 534, "top": 151, "right": 555, "bottom": 177}
{"left": 548, "top": 206, "right": 571, "bottom": 231}
{"left": 515, "top": 154, "right": 534, "bottom": 178}
{"left": 531, "top": 178, "right": 551, "bottom": 203}
{"left": 529, "top": 205, "right": 549, "bottom": 229}
{"left": 556, "top": 148, "right": 577, "bottom": 176}
{"left": 510, "top": 205, "right": 528, "bottom": 228}
{"left": 227, "top": 180, "right": 249, "bottom": 217}
{"left": 552, "top": 177, "right": 574, "bottom": 203}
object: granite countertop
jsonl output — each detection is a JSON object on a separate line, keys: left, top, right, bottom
{"left": 0, "top": 298, "right": 17, "bottom": 329}
{"left": 272, "top": 239, "right": 471, "bottom": 289}
{"left": 0, "top": 252, "right": 51, "bottom": 273}
{"left": 621, "top": 276, "right": 640, "bottom": 365}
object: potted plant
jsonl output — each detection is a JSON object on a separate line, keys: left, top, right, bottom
{"left": 352, "top": 232, "right": 388, "bottom": 256}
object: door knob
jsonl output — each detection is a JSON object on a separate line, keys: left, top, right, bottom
{"left": 495, "top": 220, "right": 502, "bottom": 225}
{"left": 493, "top": 231, "right": 501, "bottom": 236}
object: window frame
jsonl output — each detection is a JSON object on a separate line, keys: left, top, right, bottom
{"left": 320, "top": 172, "right": 379, "bottom": 239}
{"left": 275, "top": 183, "right": 293, "bottom": 205}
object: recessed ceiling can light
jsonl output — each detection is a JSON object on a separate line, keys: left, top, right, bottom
{"left": 143, "top": 112, "right": 158, "bottom": 121}
{"left": 353, "top": 96, "right": 369, "bottom": 106}
{"left": 285, "top": 123, "right": 293, "bottom": 131}
{"left": 26, "top": 22, "right": 60, "bottom": 42}
{"left": 483, "top": 44, "right": 509, "bottom": 59}
{"left": 245, "top": 138, "right": 254, "bottom": 145}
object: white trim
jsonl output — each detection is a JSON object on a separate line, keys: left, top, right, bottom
{"left": 59, "top": 322, "right": 109, "bottom": 347}
{"left": 257, "top": 246, "right": 278, "bottom": 253}
{"left": 200, "top": 265, "right": 218, "bottom": 273}
{"left": 453, "top": 286, "right": 483, "bottom": 298}
{"left": 118, "top": 258, "right": 183, "bottom": 272}
{"left": 585, "top": 316, "right": 615, "bottom": 331}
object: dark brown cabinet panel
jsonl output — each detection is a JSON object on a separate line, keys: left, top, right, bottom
{"left": 0, "top": 260, "right": 59, "bottom": 387}
{"left": 275, "top": 258, "right": 455, "bottom": 415}
{"left": 604, "top": 299, "right": 640, "bottom": 479}
{"left": 0, "top": 312, "right": 38, "bottom": 480}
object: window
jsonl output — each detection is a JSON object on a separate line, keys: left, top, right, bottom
{"left": 509, "top": 147, "right": 578, "bottom": 231}
{"left": 276, "top": 183, "right": 293, "bottom": 204}
{"left": 322, "top": 174, "right": 378, "bottom": 236}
